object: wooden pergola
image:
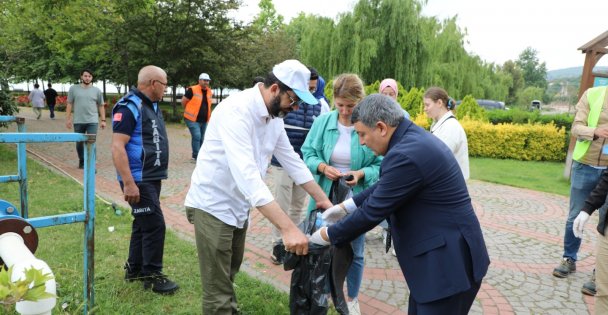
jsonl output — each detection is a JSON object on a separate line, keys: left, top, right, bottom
{"left": 564, "top": 30, "right": 608, "bottom": 178}
{"left": 577, "top": 30, "right": 608, "bottom": 98}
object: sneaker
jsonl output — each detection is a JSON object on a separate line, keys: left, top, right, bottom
{"left": 347, "top": 298, "right": 361, "bottom": 315}
{"left": 78, "top": 160, "right": 84, "bottom": 169}
{"left": 143, "top": 272, "right": 179, "bottom": 295}
{"left": 552, "top": 258, "right": 576, "bottom": 278}
{"left": 582, "top": 270, "right": 596, "bottom": 296}
{"left": 124, "top": 262, "right": 142, "bottom": 282}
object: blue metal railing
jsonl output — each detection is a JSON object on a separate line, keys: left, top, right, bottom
{"left": 0, "top": 116, "right": 96, "bottom": 314}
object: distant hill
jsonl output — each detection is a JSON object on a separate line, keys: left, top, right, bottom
{"left": 548, "top": 66, "right": 608, "bottom": 80}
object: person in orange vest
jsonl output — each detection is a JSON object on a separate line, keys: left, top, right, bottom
{"left": 181, "top": 73, "right": 213, "bottom": 162}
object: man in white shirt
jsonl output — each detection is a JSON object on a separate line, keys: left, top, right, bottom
{"left": 28, "top": 83, "right": 45, "bottom": 120}
{"left": 184, "top": 59, "right": 332, "bottom": 314}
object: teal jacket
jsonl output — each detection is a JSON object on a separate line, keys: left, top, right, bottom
{"left": 301, "top": 111, "right": 382, "bottom": 212}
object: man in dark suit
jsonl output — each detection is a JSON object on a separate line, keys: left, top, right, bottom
{"left": 309, "top": 94, "right": 490, "bottom": 314}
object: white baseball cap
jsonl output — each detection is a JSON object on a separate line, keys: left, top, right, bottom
{"left": 199, "top": 73, "right": 211, "bottom": 81}
{"left": 272, "top": 60, "right": 318, "bottom": 105}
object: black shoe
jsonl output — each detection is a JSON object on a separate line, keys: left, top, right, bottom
{"left": 552, "top": 258, "right": 576, "bottom": 278}
{"left": 143, "top": 272, "right": 179, "bottom": 295}
{"left": 582, "top": 270, "right": 596, "bottom": 296}
{"left": 78, "top": 160, "right": 84, "bottom": 169}
{"left": 124, "top": 262, "right": 142, "bottom": 282}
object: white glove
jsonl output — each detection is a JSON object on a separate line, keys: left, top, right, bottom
{"left": 322, "top": 205, "right": 348, "bottom": 224}
{"left": 309, "top": 227, "right": 330, "bottom": 246}
{"left": 573, "top": 211, "right": 590, "bottom": 238}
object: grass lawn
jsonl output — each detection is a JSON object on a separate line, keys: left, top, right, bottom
{"left": 470, "top": 157, "right": 570, "bottom": 196}
{"left": 0, "top": 144, "right": 296, "bottom": 314}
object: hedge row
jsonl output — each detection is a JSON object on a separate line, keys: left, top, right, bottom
{"left": 486, "top": 109, "right": 573, "bottom": 130}
{"left": 461, "top": 120, "right": 566, "bottom": 161}
{"left": 411, "top": 115, "right": 566, "bottom": 161}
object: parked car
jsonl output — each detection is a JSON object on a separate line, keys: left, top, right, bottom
{"left": 455, "top": 99, "right": 506, "bottom": 110}
{"left": 530, "top": 100, "right": 541, "bottom": 110}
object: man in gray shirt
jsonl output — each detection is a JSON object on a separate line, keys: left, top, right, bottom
{"left": 66, "top": 69, "right": 105, "bottom": 169}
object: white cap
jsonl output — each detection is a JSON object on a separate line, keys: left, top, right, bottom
{"left": 272, "top": 60, "right": 318, "bottom": 105}
{"left": 199, "top": 73, "right": 211, "bottom": 81}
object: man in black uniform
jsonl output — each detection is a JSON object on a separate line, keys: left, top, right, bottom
{"left": 111, "top": 65, "right": 178, "bottom": 295}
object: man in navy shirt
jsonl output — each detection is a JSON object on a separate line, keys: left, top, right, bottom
{"left": 311, "top": 94, "right": 489, "bottom": 315}
{"left": 111, "top": 65, "right": 178, "bottom": 295}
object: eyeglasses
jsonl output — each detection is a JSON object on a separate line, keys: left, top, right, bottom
{"left": 152, "top": 80, "right": 168, "bottom": 87}
{"left": 287, "top": 92, "right": 304, "bottom": 107}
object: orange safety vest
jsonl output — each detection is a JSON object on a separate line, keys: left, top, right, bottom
{"left": 183, "top": 85, "right": 213, "bottom": 122}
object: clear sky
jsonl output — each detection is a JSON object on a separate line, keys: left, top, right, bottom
{"left": 233, "top": 0, "right": 608, "bottom": 71}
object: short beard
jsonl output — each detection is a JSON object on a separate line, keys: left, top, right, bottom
{"left": 269, "top": 95, "right": 284, "bottom": 118}
{"left": 82, "top": 81, "right": 91, "bottom": 85}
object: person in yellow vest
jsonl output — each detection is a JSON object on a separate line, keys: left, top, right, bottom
{"left": 181, "top": 73, "right": 213, "bottom": 162}
{"left": 553, "top": 85, "right": 608, "bottom": 297}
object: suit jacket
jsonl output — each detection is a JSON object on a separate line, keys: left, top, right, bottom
{"left": 327, "top": 119, "right": 490, "bottom": 303}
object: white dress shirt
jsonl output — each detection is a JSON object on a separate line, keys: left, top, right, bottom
{"left": 185, "top": 84, "right": 314, "bottom": 228}
{"left": 430, "top": 111, "right": 470, "bottom": 180}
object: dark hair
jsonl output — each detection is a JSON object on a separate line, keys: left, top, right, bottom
{"left": 34, "top": 83, "right": 40, "bottom": 88}
{"left": 351, "top": 94, "right": 404, "bottom": 128}
{"left": 308, "top": 67, "right": 319, "bottom": 80}
{"left": 80, "top": 69, "right": 93, "bottom": 77}
{"left": 252, "top": 76, "right": 265, "bottom": 85}
{"left": 47, "top": 83, "right": 52, "bottom": 87}
{"left": 424, "top": 87, "right": 454, "bottom": 110}
{"left": 263, "top": 71, "right": 291, "bottom": 93}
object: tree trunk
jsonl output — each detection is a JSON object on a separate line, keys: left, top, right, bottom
{"left": 172, "top": 85, "right": 178, "bottom": 120}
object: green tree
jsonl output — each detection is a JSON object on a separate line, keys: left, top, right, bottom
{"left": 502, "top": 60, "right": 524, "bottom": 105}
{"left": 251, "top": 0, "right": 284, "bottom": 33}
{"left": 516, "top": 47, "right": 547, "bottom": 89}
{"left": 516, "top": 86, "right": 545, "bottom": 108}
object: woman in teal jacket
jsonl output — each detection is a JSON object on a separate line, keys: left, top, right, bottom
{"left": 301, "top": 73, "right": 382, "bottom": 314}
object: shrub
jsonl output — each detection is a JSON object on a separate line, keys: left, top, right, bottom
{"left": 402, "top": 87, "right": 424, "bottom": 117}
{"left": 486, "top": 109, "right": 573, "bottom": 131}
{"left": 462, "top": 119, "right": 566, "bottom": 161}
{"left": 0, "top": 80, "right": 19, "bottom": 127}
{"left": 456, "top": 95, "right": 486, "bottom": 121}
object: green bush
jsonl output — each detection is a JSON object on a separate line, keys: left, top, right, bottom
{"left": 402, "top": 87, "right": 424, "bottom": 117}
{"left": 462, "top": 119, "right": 566, "bottom": 161}
{"left": 486, "top": 109, "right": 573, "bottom": 130}
{"left": 0, "top": 80, "right": 19, "bottom": 127}
{"left": 456, "top": 95, "right": 486, "bottom": 121}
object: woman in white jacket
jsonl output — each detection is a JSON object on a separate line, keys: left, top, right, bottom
{"left": 423, "top": 87, "right": 470, "bottom": 180}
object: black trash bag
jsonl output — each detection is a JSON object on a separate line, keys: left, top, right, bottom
{"left": 329, "top": 245, "right": 353, "bottom": 315}
{"left": 327, "top": 176, "right": 354, "bottom": 315}
{"left": 284, "top": 209, "right": 333, "bottom": 315}
{"left": 330, "top": 175, "right": 352, "bottom": 205}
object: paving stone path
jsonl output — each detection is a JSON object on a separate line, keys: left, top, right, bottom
{"left": 6, "top": 108, "right": 597, "bottom": 314}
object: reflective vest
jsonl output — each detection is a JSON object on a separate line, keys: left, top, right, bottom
{"left": 183, "top": 85, "right": 212, "bottom": 122}
{"left": 573, "top": 86, "right": 608, "bottom": 161}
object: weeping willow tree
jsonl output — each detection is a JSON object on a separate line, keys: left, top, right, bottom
{"left": 287, "top": 0, "right": 513, "bottom": 102}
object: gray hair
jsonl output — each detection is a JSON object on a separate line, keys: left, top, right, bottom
{"left": 351, "top": 94, "right": 404, "bottom": 128}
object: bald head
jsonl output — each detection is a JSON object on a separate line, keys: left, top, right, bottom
{"left": 138, "top": 65, "right": 166, "bottom": 86}
{"left": 137, "top": 65, "right": 167, "bottom": 101}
